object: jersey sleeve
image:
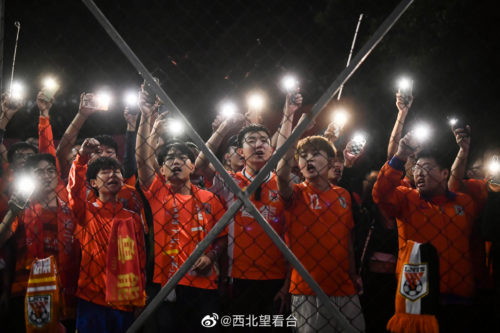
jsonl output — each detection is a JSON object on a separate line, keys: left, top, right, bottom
{"left": 67, "top": 154, "right": 89, "bottom": 223}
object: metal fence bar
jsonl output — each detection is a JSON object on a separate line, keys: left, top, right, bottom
{"left": 81, "top": 0, "right": 415, "bottom": 331}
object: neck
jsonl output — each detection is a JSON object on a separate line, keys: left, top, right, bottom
{"left": 307, "top": 176, "right": 331, "bottom": 192}
{"left": 244, "top": 164, "right": 262, "bottom": 177}
{"left": 170, "top": 180, "right": 192, "bottom": 195}
{"left": 37, "top": 191, "right": 58, "bottom": 208}
{"left": 99, "top": 192, "right": 117, "bottom": 203}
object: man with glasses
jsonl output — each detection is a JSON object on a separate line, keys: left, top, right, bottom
{"left": 373, "top": 132, "right": 479, "bottom": 332}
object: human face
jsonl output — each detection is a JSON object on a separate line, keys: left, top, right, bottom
{"left": 328, "top": 160, "right": 344, "bottom": 184}
{"left": 32, "top": 160, "right": 58, "bottom": 195}
{"left": 466, "top": 159, "right": 485, "bottom": 180}
{"left": 11, "top": 148, "right": 36, "bottom": 170}
{"left": 225, "top": 146, "right": 244, "bottom": 172}
{"left": 90, "top": 168, "right": 124, "bottom": 196}
{"left": 161, "top": 148, "right": 194, "bottom": 183}
{"left": 239, "top": 131, "right": 272, "bottom": 171}
{"left": 413, "top": 157, "right": 449, "bottom": 196}
{"left": 92, "top": 144, "right": 117, "bottom": 159}
{"left": 298, "top": 148, "right": 331, "bottom": 181}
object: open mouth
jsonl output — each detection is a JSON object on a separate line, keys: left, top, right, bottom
{"left": 171, "top": 167, "right": 182, "bottom": 173}
{"left": 255, "top": 151, "right": 265, "bottom": 157}
{"left": 306, "top": 164, "right": 316, "bottom": 172}
{"left": 416, "top": 178, "right": 425, "bottom": 187}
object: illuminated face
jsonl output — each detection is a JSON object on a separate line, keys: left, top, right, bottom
{"left": 466, "top": 159, "right": 485, "bottom": 180}
{"left": 11, "top": 148, "right": 37, "bottom": 170}
{"left": 239, "top": 131, "right": 272, "bottom": 170}
{"left": 413, "top": 157, "right": 449, "bottom": 196}
{"left": 32, "top": 160, "right": 58, "bottom": 194}
{"left": 90, "top": 168, "right": 124, "bottom": 196}
{"left": 161, "top": 148, "right": 194, "bottom": 183}
{"left": 92, "top": 144, "right": 117, "bottom": 159}
{"left": 225, "top": 146, "right": 244, "bottom": 172}
{"left": 328, "top": 160, "right": 344, "bottom": 184}
{"left": 298, "top": 148, "right": 331, "bottom": 181}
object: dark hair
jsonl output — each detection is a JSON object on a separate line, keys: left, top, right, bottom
{"left": 94, "top": 134, "right": 118, "bottom": 153}
{"left": 225, "top": 135, "right": 238, "bottom": 154}
{"left": 86, "top": 157, "right": 123, "bottom": 182}
{"left": 416, "top": 148, "right": 451, "bottom": 170}
{"left": 237, "top": 124, "right": 271, "bottom": 148}
{"left": 156, "top": 142, "right": 195, "bottom": 166}
{"left": 295, "top": 135, "right": 336, "bottom": 160}
{"left": 7, "top": 142, "right": 38, "bottom": 163}
{"left": 25, "top": 153, "right": 56, "bottom": 170}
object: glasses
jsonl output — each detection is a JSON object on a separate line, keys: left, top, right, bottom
{"left": 13, "top": 152, "right": 35, "bottom": 161}
{"left": 97, "top": 169, "right": 122, "bottom": 177}
{"left": 164, "top": 154, "right": 190, "bottom": 165}
{"left": 412, "top": 163, "right": 438, "bottom": 174}
{"left": 33, "top": 167, "right": 58, "bottom": 177}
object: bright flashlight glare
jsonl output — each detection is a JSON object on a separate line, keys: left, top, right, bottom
{"left": 221, "top": 102, "right": 237, "bottom": 118}
{"left": 282, "top": 75, "right": 298, "bottom": 92}
{"left": 332, "top": 109, "right": 349, "bottom": 128}
{"left": 398, "top": 77, "right": 412, "bottom": 91}
{"left": 413, "top": 123, "right": 431, "bottom": 142}
{"left": 10, "top": 82, "right": 24, "bottom": 100}
{"left": 352, "top": 132, "right": 367, "bottom": 145}
{"left": 15, "top": 175, "right": 36, "bottom": 197}
{"left": 488, "top": 157, "right": 500, "bottom": 174}
{"left": 168, "top": 119, "right": 184, "bottom": 136}
{"left": 96, "top": 92, "right": 112, "bottom": 110}
{"left": 248, "top": 94, "right": 264, "bottom": 110}
{"left": 43, "top": 77, "right": 58, "bottom": 90}
{"left": 124, "top": 92, "right": 138, "bottom": 106}
{"left": 448, "top": 118, "right": 458, "bottom": 126}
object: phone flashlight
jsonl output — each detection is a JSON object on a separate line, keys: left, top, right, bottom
{"left": 221, "top": 102, "right": 237, "bottom": 118}
{"left": 168, "top": 119, "right": 184, "bottom": 137}
{"left": 10, "top": 81, "right": 25, "bottom": 100}
{"left": 124, "top": 91, "right": 138, "bottom": 107}
{"left": 397, "top": 77, "right": 413, "bottom": 106}
{"left": 349, "top": 132, "right": 367, "bottom": 155}
{"left": 282, "top": 75, "right": 300, "bottom": 105}
{"left": 95, "top": 92, "right": 112, "bottom": 111}
{"left": 413, "top": 123, "right": 431, "bottom": 143}
{"left": 248, "top": 93, "right": 265, "bottom": 111}
{"left": 332, "top": 108, "right": 349, "bottom": 129}
{"left": 488, "top": 156, "right": 500, "bottom": 185}
{"left": 42, "top": 77, "right": 59, "bottom": 101}
{"left": 14, "top": 174, "right": 37, "bottom": 202}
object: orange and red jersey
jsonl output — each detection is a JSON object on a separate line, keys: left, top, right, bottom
{"left": 142, "top": 175, "right": 226, "bottom": 289}
{"left": 460, "top": 178, "right": 488, "bottom": 211}
{"left": 210, "top": 169, "right": 287, "bottom": 280}
{"left": 373, "top": 158, "right": 478, "bottom": 299}
{"left": 68, "top": 160, "right": 145, "bottom": 310}
{"left": 285, "top": 182, "right": 356, "bottom": 296}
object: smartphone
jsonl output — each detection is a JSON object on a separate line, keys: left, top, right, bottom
{"left": 399, "top": 80, "right": 413, "bottom": 106}
{"left": 349, "top": 141, "right": 365, "bottom": 155}
{"left": 41, "top": 85, "right": 59, "bottom": 102}
{"left": 450, "top": 118, "right": 470, "bottom": 135}
{"left": 490, "top": 156, "right": 500, "bottom": 186}
{"left": 82, "top": 93, "right": 97, "bottom": 109}
{"left": 143, "top": 77, "right": 159, "bottom": 105}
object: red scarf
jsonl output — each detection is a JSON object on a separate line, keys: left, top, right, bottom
{"left": 23, "top": 194, "right": 79, "bottom": 319}
{"left": 106, "top": 217, "right": 145, "bottom": 307}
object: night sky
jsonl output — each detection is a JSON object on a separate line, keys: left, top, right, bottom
{"left": 2, "top": 0, "right": 499, "bottom": 168}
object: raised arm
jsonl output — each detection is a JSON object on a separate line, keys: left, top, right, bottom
{"left": 276, "top": 94, "right": 301, "bottom": 201}
{"left": 136, "top": 90, "right": 157, "bottom": 189}
{"left": 0, "top": 94, "right": 24, "bottom": 160}
{"left": 387, "top": 92, "right": 413, "bottom": 160}
{"left": 194, "top": 114, "right": 245, "bottom": 184}
{"left": 123, "top": 107, "right": 139, "bottom": 179}
{"left": 37, "top": 91, "right": 57, "bottom": 158}
{"left": 56, "top": 93, "right": 98, "bottom": 178}
{"left": 448, "top": 126, "right": 471, "bottom": 192}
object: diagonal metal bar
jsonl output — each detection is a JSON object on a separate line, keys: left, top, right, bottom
{"left": 81, "top": 0, "right": 243, "bottom": 200}
{"left": 245, "top": 0, "right": 414, "bottom": 197}
{"left": 82, "top": 0, "right": 415, "bottom": 332}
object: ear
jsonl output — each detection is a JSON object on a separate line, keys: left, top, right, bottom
{"left": 187, "top": 160, "right": 195, "bottom": 175}
{"left": 441, "top": 168, "right": 450, "bottom": 181}
{"left": 224, "top": 153, "right": 230, "bottom": 161}
{"left": 237, "top": 147, "right": 244, "bottom": 156}
{"left": 89, "top": 179, "right": 98, "bottom": 188}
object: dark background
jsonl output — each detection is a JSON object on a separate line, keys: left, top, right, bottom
{"left": 2, "top": 0, "right": 499, "bottom": 168}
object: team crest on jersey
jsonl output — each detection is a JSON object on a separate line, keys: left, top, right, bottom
{"left": 454, "top": 205, "right": 464, "bottom": 216}
{"left": 26, "top": 295, "right": 51, "bottom": 327}
{"left": 203, "top": 203, "right": 212, "bottom": 214}
{"left": 339, "top": 196, "right": 347, "bottom": 209}
{"left": 400, "top": 264, "right": 429, "bottom": 301}
{"left": 268, "top": 190, "right": 279, "bottom": 202}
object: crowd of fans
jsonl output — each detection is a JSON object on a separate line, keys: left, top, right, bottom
{"left": 0, "top": 81, "right": 498, "bottom": 333}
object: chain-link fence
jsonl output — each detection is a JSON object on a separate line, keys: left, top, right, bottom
{"left": 0, "top": 0, "right": 499, "bottom": 332}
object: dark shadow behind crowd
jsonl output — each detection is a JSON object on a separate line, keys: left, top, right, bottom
{"left": 0, "top": 83, "right": 498, "bottom": 333}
